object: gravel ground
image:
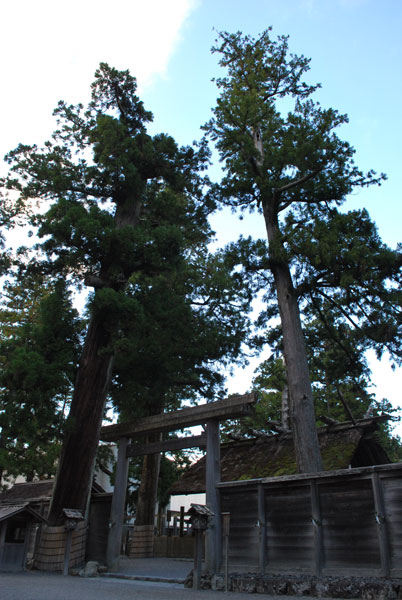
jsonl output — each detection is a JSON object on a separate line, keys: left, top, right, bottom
{"left": 0, "top": 571, "right": 336, "bottom": 600}
{"left": 113, "top": 556, "right": 194, "bottom": 580}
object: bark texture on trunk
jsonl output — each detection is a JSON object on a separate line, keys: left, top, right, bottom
{"left": 130, "top": 434, "right": 162, "bottom": 558}
{"left": 47, "top": 313, "right": 114, "bottom": 525}
{"left": 47, "top": 197, "right": 142, "bottom": 526}
{"left": 263, "top": 203, "right": 323, "bottom": 473}
{"left": 135, "top": 434, "right": 162, "bottom": 527}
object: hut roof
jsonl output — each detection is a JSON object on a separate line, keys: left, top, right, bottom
{"left": 0, "top": 479, "right": 106, "bottom": 505}
{"left": 0, "top": 480, "right": 54, "bottom": 504}
{"left": 170, "top": 417, "right": 391, "bottom": 495}
{"left": 0, "top": 503, "right": 46, "bottom": 523}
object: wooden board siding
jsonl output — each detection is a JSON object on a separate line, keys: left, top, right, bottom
{"left": 217, "top": 463, "right": 402, "bottom": 578}
{"left": 320, "top": 478, "right": 380, "bottom": 573}
{"left": 382, "top": 474, "right": 402, "bottom": 577}
{"left": 86, "top": 495, "right": 112, "bottom": 563}
{"left": 154, "top": 534, "right": 196, "bottom": 558}
{"left": 265, "top": 483, "right": 313, "bottom": 573}
{"left": 220, "top": 486, "right": 259, "bottom": 571}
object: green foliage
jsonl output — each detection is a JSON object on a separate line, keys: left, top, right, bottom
{"left": 224, "top": 348, "right": 402, "bottom": 461}
{"left": 0, "top": 274, "right": 82, "bottom": 482}
{"left": 0, "top": 61, "right": 252, "bottom": 506}
{"left": 157, "top": 453, "right": 191, "bottom": 509}
{"left": 285, "top": 206, "right": 402, "bottom": 363}
{"left": 111, "top": 245, "right": 252, "bottom": 426}
{"left": 205, "top": 30, "right": 401, "bottom": 468}
{"left": 205, "top": 30, "right": 384, "bottom": 216}
{"left": 124, "top": 451, "right": 191, "bottom": 513}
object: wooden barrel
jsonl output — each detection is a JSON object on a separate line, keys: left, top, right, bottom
{"left": 34, "top": 521, "right": 87, "bottom": 572}
{"left": 129, "top": 524, "right": 154, "bottom": 558}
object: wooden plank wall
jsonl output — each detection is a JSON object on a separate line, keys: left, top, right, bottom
{"left": 86, "top": 495, "right": 112, "bottom": 563}
{"left": 219, "top": 465, "right": 402, "bottom": 578}
{"left": 382, "top": 474, "right": 402, "bottom": 577}
{"left": 220, "top": 486, "right": 259, "bottom": 571}
{"left": 264, "top": 483, "right": 313, "bottom": 573}
{"left": 320, "top": 478, "right": 380, "bottom": 575}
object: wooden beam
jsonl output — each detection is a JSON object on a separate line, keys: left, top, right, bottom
{"left": 217, "top": 461, "right": 402, "bottom": 488}
{"left": 100, "top": 393, "right": 256, "bottom": 442}
{"left": 336, "top": 387, "right": 357, "bottom": 425}
{"left": 126, "top": 434, "right": 207, "bottom": 457}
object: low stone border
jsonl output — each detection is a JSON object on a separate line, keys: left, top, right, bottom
{"left": 184, "top": 571, "right": 402, "bottom": 599}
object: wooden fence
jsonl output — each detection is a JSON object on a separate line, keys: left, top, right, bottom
{"left": 218, "top": 462, "right": 402, "bottom": 578}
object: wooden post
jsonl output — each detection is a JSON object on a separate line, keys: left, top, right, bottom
{"left": 0, "top": 521, "right": 7, "bottom": 567}
{"left": 311, "top": 480, "right": 323, "bottom": 577}
{"left": 372, "top": 472, "right": 390, "bottom": 577}
{"left": 179, "top": 506, "right": 185, "bottom": 537}
{"left": 63, "top": 529, "right": 73, "bottom": 576}
{"left": 205, "top": 419, "right": 221, "bottom": 573}
{"left": 23, "top": 521, "right": 32, "bottom": 568}
{"left": 106, "top": 437, "right": 130, "bottom": 571}
{"left": 193, "top": 530, "right": 203, "bottom": 589}
{"left": 258, "top": 483, "right": 266, "bottom": 574}
{"left": 222, "top": 512, "right": 230, "bottom": 591}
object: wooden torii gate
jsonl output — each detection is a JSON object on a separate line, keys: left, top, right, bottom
{"left": 100, "top": 392, "right": 256, "bottom": 573}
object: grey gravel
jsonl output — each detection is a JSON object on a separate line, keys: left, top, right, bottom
{"left": 0, "top": 571, "right": 338, "bottom": 600}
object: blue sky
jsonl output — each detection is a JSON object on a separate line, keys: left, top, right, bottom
{"left": 1, "top": 0, "right": 401, "bottom": 420}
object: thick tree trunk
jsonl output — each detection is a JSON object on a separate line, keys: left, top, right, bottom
{"left": 135, "top": 435, "right": 162, "bottom": 527}
{"left": 47, "top": 313, "right": 114, "bottom": 525}
{"left": 263, "top": 204, "right": 323, "bottom": 473}
{"left": 47, "top": 198, "right": 142, "bottom": 526}
{"left": 281, "top": 385, "right": 290, "bottom": 430}
{"left": 130, "top": 434, "right": 161, "bottom": 558}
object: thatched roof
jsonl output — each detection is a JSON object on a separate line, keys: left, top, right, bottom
{"left": 170, "top": 418, "right": 391, "bottom": 495}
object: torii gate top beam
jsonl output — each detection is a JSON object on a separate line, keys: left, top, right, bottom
{"left": 100, "top": 392, "right": 256, "bottom": 442}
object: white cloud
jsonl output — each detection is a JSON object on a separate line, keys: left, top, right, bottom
{"left": 0, "top": 0, "right": 197, "bottom": 162}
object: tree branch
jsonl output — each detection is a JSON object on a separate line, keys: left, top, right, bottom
{"left": 276, "top": 168, "right": 323, "bottom": 210}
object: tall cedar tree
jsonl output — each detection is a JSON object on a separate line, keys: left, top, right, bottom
{"left": 111, "top": 248, "right": 251, "bottom": 528}
{"left": 0, "top": 275, "right": 81, "bottom": 484}
{"left": 2, "top": 64, "right": 215, "bottom": 524}
{"left": 204, "top": 30, "right": 394, "bottom": 472}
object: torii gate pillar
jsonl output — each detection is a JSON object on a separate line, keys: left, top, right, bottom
{"left": 205, "top": 419, "right": 221, "bottom": 573}
{"left": 106, "top": 437, "right": 130, "bottom": 571}
{"left": 102, "top": 393, "right": 255, "bottom": 573}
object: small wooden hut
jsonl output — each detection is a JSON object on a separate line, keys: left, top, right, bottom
{"left": 0, "top": 479, "right": 112, "bottom": 571}
{"left": 0, "top": 503, "right": 46, "bottom": 571}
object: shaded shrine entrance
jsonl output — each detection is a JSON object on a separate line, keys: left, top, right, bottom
{"left": 99, "top": 392, "right": 256, "bottom": 573}
{"left": 0, "top": 504, "right": 45, "bottom": 572}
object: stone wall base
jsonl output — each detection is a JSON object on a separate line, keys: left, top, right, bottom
{"left": 185, "top": 572, "right": 402, "bottom": 599}
{"left": 129, "top": 524, "right": 154, "bottom": 558}
{"left": 34, "top": 521, "right": 86, "bottom": 572}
